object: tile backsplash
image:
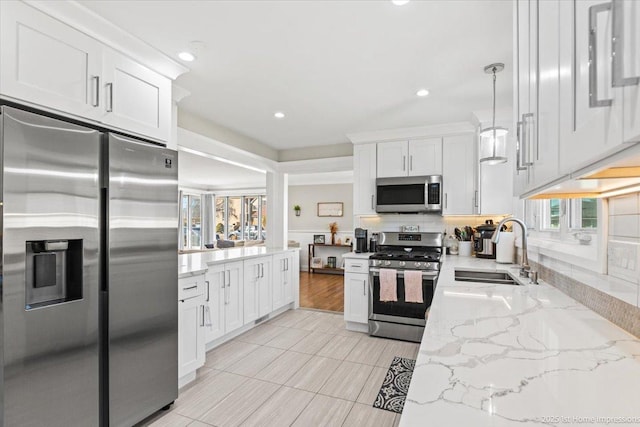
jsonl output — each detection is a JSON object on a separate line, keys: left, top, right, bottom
{"left": 355, "top": 214, "right": 509, "bottom": 236}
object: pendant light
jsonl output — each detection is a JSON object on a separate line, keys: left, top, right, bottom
{"left": 479, "top": 63, "right": 508, "bottom": 165}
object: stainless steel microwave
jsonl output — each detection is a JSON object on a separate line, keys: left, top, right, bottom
{"left": 375, "top": 175, "right": 442, "bottom": 213}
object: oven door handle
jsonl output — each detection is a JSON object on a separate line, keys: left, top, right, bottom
{"left": 370, "top": 267, "right": 438, "bottom": 278}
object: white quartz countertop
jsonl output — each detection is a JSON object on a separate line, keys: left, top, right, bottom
{"left": 178, "top": 247, "right": 299, "bottom": 278}
{"left": 342, "top": 252, "right": 374, "bottom": 259}
{"left": 401, "top": 255, "right": 640, "bottom": 426}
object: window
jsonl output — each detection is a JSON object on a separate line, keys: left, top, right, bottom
{"left": 540, "top": 197, "right": 598, "bottom": 234}
{"left": 215, "top": 197, "right": 226, "bottom": 239}
{"left": 214, "top": 195, "right": 267, "bottom": 241}
{"left": 569, "top": 198, "right": 597, "bottom": 230}
{"left": 541, "top": 199, "right": 562, "bottom": 230}
{"left": 181, "top": 193, "right": 202, "bottom": 249}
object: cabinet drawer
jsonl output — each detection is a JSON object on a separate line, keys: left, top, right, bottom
{"left": 345, "top": 259, "right": 369, "bottom": 273}
{"left": 179, "top": 276, "right": 204, "bottom": 300}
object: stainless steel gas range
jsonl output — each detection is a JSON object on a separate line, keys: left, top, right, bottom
{"left": 368, "top": 232, "right": 442, "bottom": 342}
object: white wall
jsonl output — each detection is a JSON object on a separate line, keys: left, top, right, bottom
{"left": 288, "top": 183, "right": 353, "bottom": 270}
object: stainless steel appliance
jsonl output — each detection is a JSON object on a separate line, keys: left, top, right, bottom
{"left": 0, "top": 106, "right": 178, "bottom": 426}
{"left": 354, "top": 228, "right": 368, "bottom": 253}
{"left": 474, "top": 220, "right": 497, "bottom": 259}
{"left": 368, "top": 232, "right": 442, "bottom": 342}
{"left": 375, "top": 175, "right": 442, "bottom": 213}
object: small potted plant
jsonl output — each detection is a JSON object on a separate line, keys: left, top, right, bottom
{"left": 293, "top": 205, "right": 301, "bottom": 216}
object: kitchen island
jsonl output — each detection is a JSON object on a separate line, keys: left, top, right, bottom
{"left": 401, "top": 255, "right": 640, "bottom": 426}
{"left": 178, "top": 246, "right": 300, "bottom": 278}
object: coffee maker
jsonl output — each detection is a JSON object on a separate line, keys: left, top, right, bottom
{"left": 354, "top": 228, "right": 368, "bottom": 253}
{"left": 474, "top": 220, "right": 497, "bottom": 259}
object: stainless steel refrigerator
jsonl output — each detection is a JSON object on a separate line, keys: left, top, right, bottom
{"left": 0, "top": 106, "right": 178, "bottom": 426}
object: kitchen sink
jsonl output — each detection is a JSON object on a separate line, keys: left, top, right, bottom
{"left": 454, "top": 269, "right": 519, "bottom": 285}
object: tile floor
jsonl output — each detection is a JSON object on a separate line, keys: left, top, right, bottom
{"left": 138, "top": 309, "right": 419, "bottom": 427}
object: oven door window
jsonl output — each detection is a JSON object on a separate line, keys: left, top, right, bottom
{"left": 371, "top": 274, "right": 434, "bottom": 319}
{"left": 377, "top": 184, "right": 425, "bottom": 206}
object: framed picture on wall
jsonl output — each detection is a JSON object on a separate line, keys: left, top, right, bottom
{"left": 317, "top": 202, "right": 343, "bottom": 217}
{"left": 313, "top": 234, "right": 326, "bottom": 244}
{"left": 311, "top": 257, "right": 323, "bottom": 268}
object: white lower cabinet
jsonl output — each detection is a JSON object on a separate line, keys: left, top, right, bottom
{"left": 273, "top": 251, "right": 295, "bottom": 310}
{"left": 243, "top": 256, "right": 273, "bottom": 324}
{"left": 344, "top": 271, "right": 369, "bottom": 324}
{"left": 202, "top": 260, "right": 244, "bottom": 346}
{"left": 178, "top": 275, "right": 205, "bottom": 381}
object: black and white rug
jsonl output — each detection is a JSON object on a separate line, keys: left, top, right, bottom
{"left": 373, "top": 356, "right": 416, "bottom": 414}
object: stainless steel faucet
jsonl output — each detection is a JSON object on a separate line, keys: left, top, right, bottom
{"left": 491, "top": 217, "right": 532, "bottom": 279}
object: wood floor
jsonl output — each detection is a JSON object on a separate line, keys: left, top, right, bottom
{"left": 299, "top": 272, "right": 344, "bottom": 312}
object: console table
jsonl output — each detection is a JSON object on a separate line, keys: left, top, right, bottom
{"left": 308, "top": 243, "right": 353, "bottom": 275}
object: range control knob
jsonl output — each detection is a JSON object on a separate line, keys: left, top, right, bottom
{"left": 414, "top": 262, "right": 422, "bottom": 268}
{"left": 399, "top": 261, "right": 406, "bottom": 267}
{"left": 384, "top": 261, "right": 391, "bottom": 266}
{"left": 425, "top": 262, "right": 433, "bottom": 269}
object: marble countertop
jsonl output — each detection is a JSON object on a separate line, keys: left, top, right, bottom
{"left": 178, "top": 246, "right": 299, "bottom": 278}
{"left": 401, "top": 255, "right": 640, "bottom": 426}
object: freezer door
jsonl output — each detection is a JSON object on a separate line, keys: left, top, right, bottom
{"left": 106, "top": 134, "right": 178, "bottom": 426}
{"left": 1, "top": 106, "right": 100, "bottom": 426}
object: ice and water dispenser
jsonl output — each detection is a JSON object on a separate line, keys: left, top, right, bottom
{"left": 25, "top": 239, "right": 83, "bottom": 309}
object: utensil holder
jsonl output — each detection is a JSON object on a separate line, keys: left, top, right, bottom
{"left": 458, "top": 241, "right": 473, "bottom": 257}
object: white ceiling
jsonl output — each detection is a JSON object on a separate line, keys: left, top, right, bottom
{"left": 79, "top": 0, "right": 513, "bottom": 150}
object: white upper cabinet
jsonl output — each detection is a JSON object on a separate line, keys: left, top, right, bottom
{"left": 376, "top": 139, "right": 442, "bottom": 178}
{"left": 101, "top": 49, "right": 171, "bottom": 142}
{"left": 0, "top": 1, "right": 102, "bottom": 120}
{"left": 532, "top": 0, "right": 560, "bottom": 186}
{"left": 621, "top": 0, "right": 640, "bottom": 143}
{"left": 376, "top": 141, "right": 409, "bottom": 177}
{"left": 558, "top": 0, "right": 624, "bottom": 175}
{"left": 442, "top": 134, "right": 476, "bottom": 215}
{"left": 406, "top": 138, "right": 443, "bottom": 176}
{"left": 0, "top": 1, "right": 173, "bottom": 142}
{"left": 353, "top": 144, "right": 377, "bottom": 215}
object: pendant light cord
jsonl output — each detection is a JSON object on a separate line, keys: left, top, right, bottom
{"left": 492, "top": 66, "right": 497, "bottom": 137}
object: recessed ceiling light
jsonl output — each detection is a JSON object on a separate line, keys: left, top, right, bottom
{"left": 416, "top": 89, "right": 430, "bottom": 97}
{"left": 274, "top": 112, "right": 285, "bottom": 119}
{"left": 392, "top": 0, "right": 410, "bottom": 6}
{"left": 178, "top": 51, "right": 195, "bottom": 62}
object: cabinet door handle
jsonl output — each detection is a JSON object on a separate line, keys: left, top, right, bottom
{"left": 371, "top": 195, "right": 374, "bottom": 210}
{"left": 261, "top": 263, "right": 264, "bottom": 278}
{"left": 204, "top": 305, "right": 212, "bottom": 327}
{"left": 205, "top": 280, "right": 210, "bottom": 302}
{"left": 351, "top": 263, "right": 362, "bottom": 268}
{"left": 516, "top": 120, "right": 528, "bottom": 172}
{"left": 286, "top": 258, "right": 289, "bottom": 271}
{"left": 182, "top": 285, "right": 197, "bottom": 291}
{"left": 521, "top": 113, "right": 535, "bottom": 167}
{"left": 402, "top": 155, "right": 406, "bottom": 171}
{"left": 106, "top": 82, "right": 114, "bottom": 112}
{"left": 201, "top": 305, "right": 205, "bottom": 327}
{"left": 612, "top": 0, "right": 639, "bottom": 87}
{"left": 474, "top": 190, "right": 478, "bottom": 208}
{"left": 91, "top": 76, "right": 100, "bottom": 107}
{"left": 588, "top": 3, "right": 613, "bottom": 108}
{"left": 444, "top": 193, "right": 448, "bottom": 209}
{"left": 363, "top": 279, "right": 366, "bottom": 296}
